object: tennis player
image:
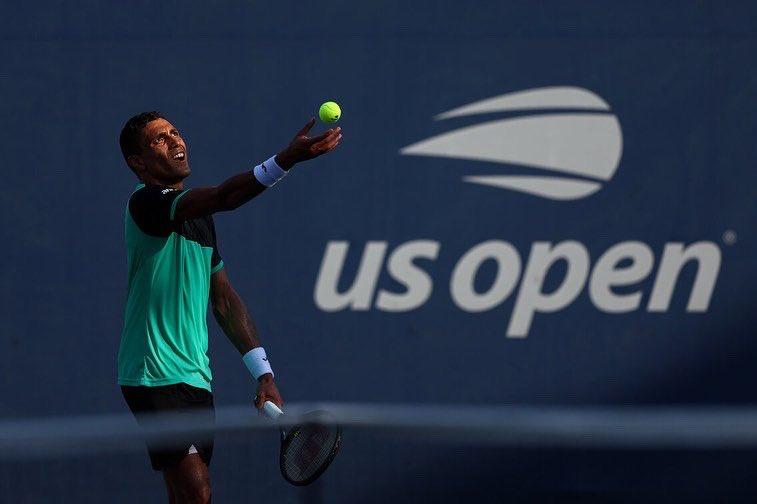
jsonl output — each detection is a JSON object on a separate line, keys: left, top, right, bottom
{"left": 117, "top": 111, "right": 341, "bottom": 503}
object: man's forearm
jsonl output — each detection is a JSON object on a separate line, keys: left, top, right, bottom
{"left": 173, "top": 121, "right": 341, "bottom": 221}
{"left": 212, "top": 287, "right": 261, "bottom": 355}
{"left": 214, "top": 170, "right": 269, "bottom": 212}
{"left": 213, "top": 285, "right": 280, "bottom": 405}
{"left": 214, "top": 152, "right": 294, "bottom": 210}
{"left": 173, "top": 152, "right": 293, "bottom": 221}
{"left": 174, "top": 170, "right": 266, "bottom": 221}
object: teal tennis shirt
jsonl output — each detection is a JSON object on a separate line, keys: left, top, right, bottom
{"left": 118, "top": 183, "right": 224, "bottom": 391}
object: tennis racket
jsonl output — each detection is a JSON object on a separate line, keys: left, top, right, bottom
{"left": 261, "top": 400, "right": 342, "bottom": 486}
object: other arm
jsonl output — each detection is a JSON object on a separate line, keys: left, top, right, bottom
{"left": 210, "top": 268, "right": 283, "bottom": 408}
{"left": 174, "top": 119, "right": 342, "bottom": 221}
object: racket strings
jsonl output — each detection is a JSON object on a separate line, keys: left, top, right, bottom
{"left": 282, "top": 423, "right": 338, "bottom": 481}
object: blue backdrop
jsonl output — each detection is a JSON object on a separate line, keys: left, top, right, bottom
{"left": 0, "top": 1, "right": 755, "bottom": 501}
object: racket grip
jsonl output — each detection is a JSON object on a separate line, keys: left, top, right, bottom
{"left": 263, "top": 400, "right": 284, "bottom": 419}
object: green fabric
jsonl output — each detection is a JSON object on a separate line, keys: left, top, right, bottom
{"left": 118, "top": 185, "right": 215, "bottom": 391}
{"left": 169, "top": 189, "right": 190, "bottom": 221}
{"left": 211, "top": 260, "right": 225, "bottom": 275}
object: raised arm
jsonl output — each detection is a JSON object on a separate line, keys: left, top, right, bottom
{"left": 210, "top": 267, "right": 283, "bottom": 408}
{"left": 174, "top": 119, "right": 341, "bottom": 221}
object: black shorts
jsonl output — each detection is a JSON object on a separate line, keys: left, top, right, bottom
{"left": 121, "top": 383, "right": 215, "bottom": 471}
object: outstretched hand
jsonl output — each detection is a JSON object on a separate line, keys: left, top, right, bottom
{"left": 275, "top": 118, "right": 342, "bottom": 170}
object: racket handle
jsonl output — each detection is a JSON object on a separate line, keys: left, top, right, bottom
{"left": 262, "top": 400, "right": 284, "bottom": 419}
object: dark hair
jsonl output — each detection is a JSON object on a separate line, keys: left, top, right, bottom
{"left": 119, "top": 111, "right": 165, "bottom": 160}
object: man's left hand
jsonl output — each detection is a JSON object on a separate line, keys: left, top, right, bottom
{"left": 275, "top": 118, "right": 342, "bottom": 169}
{"left": 254, "top": 373, "right": 283, "bottom": 410}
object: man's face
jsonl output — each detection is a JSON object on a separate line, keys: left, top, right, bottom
{"left": 130, "top": 118, "right": 190, "bottom": 184}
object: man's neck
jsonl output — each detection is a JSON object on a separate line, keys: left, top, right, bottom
{"left": 141, "top": 178, "right": 185, "bottom": 190}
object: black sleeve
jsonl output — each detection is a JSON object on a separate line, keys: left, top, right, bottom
{"left": 208, "top": 215, "right": 224, "bottom": 274}
{"left": 128, "top": 186, "right": 190, "bottom": 237}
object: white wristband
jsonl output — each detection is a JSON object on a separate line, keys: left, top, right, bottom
{"left": 242, "top": 347, "right": 274, "bottom": 380}
{"left": 253, "top": 155, "right": 287, "bottom": 187}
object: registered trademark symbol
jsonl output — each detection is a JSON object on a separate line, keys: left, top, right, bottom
{"left": 722, "top": 230, "right": 737, "bottom": 245}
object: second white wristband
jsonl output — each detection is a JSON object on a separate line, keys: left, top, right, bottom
{"left": 253, "top": 155, "right": 287, "bottom": 187}
{"left": 242, "top": 347, "right": 274, "bottom": 380}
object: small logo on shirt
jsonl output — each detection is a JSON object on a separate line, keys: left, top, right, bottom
{"left": 161, "top": 188, "right": 177, "bottom": 195}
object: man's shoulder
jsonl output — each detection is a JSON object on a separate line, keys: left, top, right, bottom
{"left": 129, "top": 184, "right": 189, "bottom": 211}
{"left": 129, "top": 183, "right": 182, "bottom": 199}
{"left": 127, "top": 184, "right": 190, "bottom": 237}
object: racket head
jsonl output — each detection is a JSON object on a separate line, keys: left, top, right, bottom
{"left": 279, "top": 410, "right": 341, "bottom": 486}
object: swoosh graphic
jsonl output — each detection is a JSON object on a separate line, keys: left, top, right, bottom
{"left": 462, "top": 176, "right": 602, "bottom": 200}
{"left": 400, "top": 113, "right": 623, "bottom": 181}
{"left": 435, "top": 86, "right": 610, "bottom": 120}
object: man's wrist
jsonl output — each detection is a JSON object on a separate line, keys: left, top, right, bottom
{"left": 257, "top": 372, "right": 274, "bottom": 383}
{"left": 242, "top": 347, "right": 274, "bottom": 380}
{"left": 253, "top": 155, "right": 288, "bottom": 187}
{"left": 275, "top": 150, "right": 296, "bottom": 171}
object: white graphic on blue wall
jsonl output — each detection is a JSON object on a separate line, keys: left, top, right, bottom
{"left": 400, "top": 86, "right": 623, "bottom": 201}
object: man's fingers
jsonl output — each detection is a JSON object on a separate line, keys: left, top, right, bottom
{"left": 311, "top": 131, "right": 341, "bottom": 150}
{"left": 295, "top": 118, "right": 316, "bottom": 138}
{"left": 308, "top": 130, "right": 333, "bottom": 144}
{"left": 313, "top": 133, "right": 342, "bottom": 153}
{"left": 308, "top": 126, "right": 341, "bottom": 144}
{"left": 321, "top": 137, "right": 341, "bottom": 153}
{"left": 254, "top": 393, "right": 266, "bottom": 409}
{"left": 328, "top": 134, "right": 343, "bottom": 149}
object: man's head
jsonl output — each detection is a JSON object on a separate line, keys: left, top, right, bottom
{"left": 119, "top": 111, "right": 190, "bottom": 185}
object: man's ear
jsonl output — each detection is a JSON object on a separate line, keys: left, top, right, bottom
{"left": 127, "top": 154, "right": 145, "bottom": 177}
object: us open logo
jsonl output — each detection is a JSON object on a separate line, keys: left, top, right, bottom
{"left": 399, "top": 86, "right": 623, "bottom": 201}
{"left": 314, "top": 86, "right": 721, "bottom": 338}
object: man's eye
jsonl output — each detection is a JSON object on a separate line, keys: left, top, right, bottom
{"left": 155, "top": 137, "right": 165, "bottom": 144}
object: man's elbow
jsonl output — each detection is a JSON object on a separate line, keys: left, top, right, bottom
{"left": 215, "top": 184, "right": 245, "bottom": 212}
{"left": 202, "top": 186, "right": 234, "bottom": 214}
{"left": 211, "top": 293, "right": 231, "bottom": 320}
{"left": 211, "top": 186, "right": 236, "bottom": 212}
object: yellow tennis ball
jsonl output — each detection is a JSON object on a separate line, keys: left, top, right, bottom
{"left": 319, "top": 101, "right": 341, "bottom": 123}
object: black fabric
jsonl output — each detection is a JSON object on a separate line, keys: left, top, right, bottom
{"left": 209, "top": 217, "right": 222, "bottom": 270}
{"left": 177, "top": 210, "right": 223, "bottom": 271}
{"left": 121, "top": 383, "right": 215, "bottom": 471}
{"left": 128, "top": 185, "right": 185, "bottom": 237}
{"left": 129, "top": 185, "right": 223, "bottom": 270}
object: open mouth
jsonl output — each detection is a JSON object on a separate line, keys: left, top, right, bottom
{"left": 171, "top": 151, "right": 186, "bottom": 161}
